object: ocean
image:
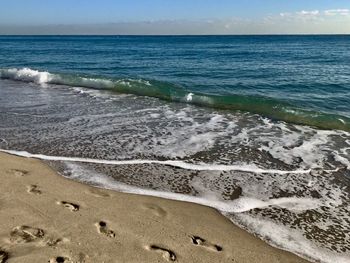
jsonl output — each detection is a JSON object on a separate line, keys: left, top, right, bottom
{"left": 0, "top": 35, "right": 349, "bottom": 262}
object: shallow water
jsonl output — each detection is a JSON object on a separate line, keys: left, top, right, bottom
{"left": 0, "top": 79, "right": 349, "bottom": 262}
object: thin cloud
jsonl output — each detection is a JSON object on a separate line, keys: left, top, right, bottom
{"left": 324, "top": 9, "right": 349, "bottom": 16}
{"left": 281, "top": 9, "right": 349, "bottom": 18}
{"left": 279, "top": 10, "right": 320, "bottom": 21}
{"left": 297, "top": 10, "right": 320, "bottom": 16}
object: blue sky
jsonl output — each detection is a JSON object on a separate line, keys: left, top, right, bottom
{"left": 0, "top": 0, "right": 349, "bottom": 34}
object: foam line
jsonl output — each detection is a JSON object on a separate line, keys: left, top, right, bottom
{"left": 0, "top": 149, "right": 311, "bottom": 175}
{"left": 64, "top": 162, "right": 320, "bottom": 213}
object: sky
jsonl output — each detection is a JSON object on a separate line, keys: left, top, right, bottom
{"left": 0, "top": 0, "right": 349, "bottom": 34}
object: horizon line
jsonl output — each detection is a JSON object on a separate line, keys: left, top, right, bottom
{"left": 1, "top": 33, "right": 350, "bottom": 36}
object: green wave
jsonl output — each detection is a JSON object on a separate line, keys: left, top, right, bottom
{"left": 1, "top": 68, "right": 349, "bottom": 132}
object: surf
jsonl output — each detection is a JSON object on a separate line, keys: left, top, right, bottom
{"left": 1, "top": 67, "right": 349, "bottom": 132}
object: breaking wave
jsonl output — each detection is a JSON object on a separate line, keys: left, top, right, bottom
{"left": 1, "top": 67, "right": 349, "bottom": 131}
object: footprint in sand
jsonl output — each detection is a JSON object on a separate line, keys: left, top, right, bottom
{"left": 6, "top": 169, "right": 28, "bottom": 177}
{"left": 191, "top": 236, "right": 222, "bottom": 252}
{"left": 95, "top": 221, "right": 115, "bottom": 238}
{"left": 0, "top": 249, "right": 9, "bottom": 263}
{"left": 49, "top": 256, "right": 71, "bottom": 263}
{"left": 27, "top": 184, "right": 42, "bottom": 195}
{"left": 57, "top": 201, "right": 79, "bottom": 212}
{"left": 10, "top": 225, "right": 44, "bottom": 244}
{"left": 142, "top": 203, "right": 167, "bottom": 217}
{"left": 146, "top": 245, "right": 176, "bottom": 262}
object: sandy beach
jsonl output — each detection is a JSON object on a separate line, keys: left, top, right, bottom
{"left": 0, "top": 152, "right": 310, "bottom": 263}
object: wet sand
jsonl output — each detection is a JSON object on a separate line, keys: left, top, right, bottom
{"left": 0, "top": 152, "right": 310, "bottom": 263}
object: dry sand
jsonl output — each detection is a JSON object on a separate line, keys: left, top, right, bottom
{"left": 0, "top": 152, "right": 310, "bottom": 263}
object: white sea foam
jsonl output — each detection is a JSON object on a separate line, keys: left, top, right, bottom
{"left": 233, "top": 214, "right": 350, "bottom": 263}
{"left": 130, "top": 78, "right": 152, "bottom": 86}
{"left": 0, "top": 67, "right": 115, "bottom": 90}
{"left": 133, "top": 109, "right": 237, "bottom": 158}
{"left": 253, "top": 120, "right": 349, "bottom": 169}
{"left": 0, "top": 149, "right": 311, "bottom": 175}
{"left": 186, "top": 92, "right": 194, "bottom": 101}
{"left": 63, "top": 162, "right": 317, "bottom": 212}
{"left": 338, "top": 118, "right": 346, "bottom": 125}
{"left": 333, "top": 154, "right": 350, "bottom": 170}
{"left": 73, "top": 77, "right": 114, "bottom": 89}
{"left": 0, "top": 68, "right": 53, "bottom": 84}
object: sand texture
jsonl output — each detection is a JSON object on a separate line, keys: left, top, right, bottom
{"left": 0, "top": 153, "right": 310, "bottom": 263}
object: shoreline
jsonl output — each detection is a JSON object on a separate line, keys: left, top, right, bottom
{"left": 0, "top": 152, "right": 310, "bottom": 262}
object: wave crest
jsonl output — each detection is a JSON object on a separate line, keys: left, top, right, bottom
{"left": 0, "top": 68, "right": 53, "bottom": 84}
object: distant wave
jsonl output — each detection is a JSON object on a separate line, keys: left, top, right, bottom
{"left": 1, "top": 67, "right": 349, "bottom": 131}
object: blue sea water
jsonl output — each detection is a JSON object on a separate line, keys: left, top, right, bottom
{"left": 0, "top": 36, "right": 350, "bottom": 262}
{"left": 0, "top": 35, "right": 350, "bottom": 130}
